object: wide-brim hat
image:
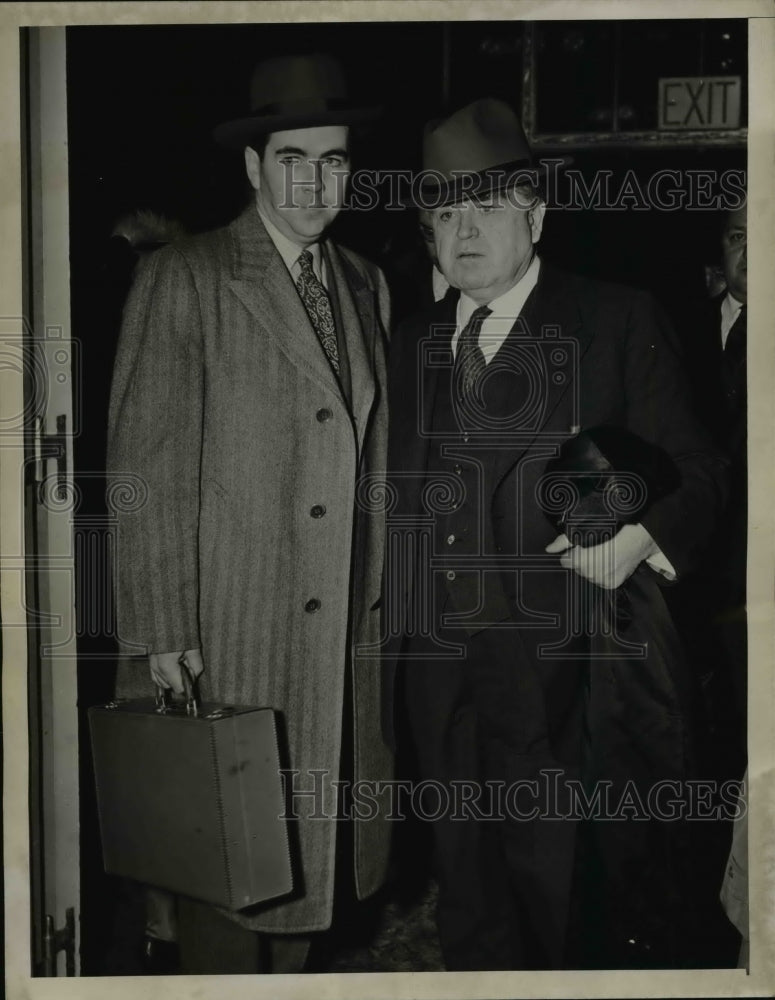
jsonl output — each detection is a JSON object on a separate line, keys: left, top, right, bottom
{"left": 213, "top": 53, "right": 381, "bottom": 149}
{"left": 416, "top": 98, "right": 570, "bottom": 208}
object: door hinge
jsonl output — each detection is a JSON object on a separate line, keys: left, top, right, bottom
{"left": 43, "top": 907, "right": 75, "bottom": 976}
{"left": 34, "top": 412, "right": 68, "bottom": 501}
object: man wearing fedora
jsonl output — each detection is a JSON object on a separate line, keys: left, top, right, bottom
{"left": 108, "top": 53, "right": 393, "bottom": 973}
{"left": 384, "top": 99, "right": 727, "bottom": 969}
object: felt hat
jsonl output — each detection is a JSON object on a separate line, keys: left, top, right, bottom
{"left": 418, "top": 98, "right": 568, "bottom": 207}
{"left": 213, "top": 53, "right": 380, "bottom": 148}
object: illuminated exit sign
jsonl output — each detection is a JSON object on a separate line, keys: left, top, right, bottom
{"left": 658, "top": 76, "right": 741, "bottom": 130}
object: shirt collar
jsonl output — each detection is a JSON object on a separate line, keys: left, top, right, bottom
{"left": 256, "top": 203, "right": 323, "bottom": 280}
{"left": 722, "top": 291, "right": 744, "bottom": 316}
{"left": 457, "top": 254, "right": 541, "bottom": 328}
{"left": 720, "top": 291, "right": 745, "bottom": 348}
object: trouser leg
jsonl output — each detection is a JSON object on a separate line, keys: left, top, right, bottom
{"left": 177, "top": 897, "right": 262, "bottom": 973}
{"left": 268, "top": 934, "right": 312, "bottom": 973}
{"left": 402, "top": 641, "right": 524, "bottom": 970}
{"left": 176, "top": 896, "right": 311, "bottom": 974}
{"left": 144, "top": 886, "right": 177, "bottom": 942}
{"left": 403, "top": 621, "right": 579, "bottom": 970}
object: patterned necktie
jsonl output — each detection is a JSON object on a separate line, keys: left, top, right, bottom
{"left": 454, "top": 305, "right": 492, "bottom": 400}
{"left": 296, "top": 249, "right": 340, "bottom": 374}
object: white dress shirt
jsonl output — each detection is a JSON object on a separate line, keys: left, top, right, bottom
{"left": 720, "top": 291, "right": 744, "bottom": 350}
{"left": 452, "top": 253, "right": 541, "bottom": 361}
{"left": 256, "top": 205, "right": 327, "bottom": 287}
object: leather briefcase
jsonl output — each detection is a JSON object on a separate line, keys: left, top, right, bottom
{"left": 88, "top": 687, "right": 293, "bottom": 911}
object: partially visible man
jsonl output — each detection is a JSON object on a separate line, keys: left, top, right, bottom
{"left": 710, "top": 200, "right": 749, "bottom": 968}
{"left": 690, "top": 201, "right": 748, "bottom": 966}
{"left": 382, "top": 208, "right": 450, "bottom": 323}
{"left": 108, "top": 53, "right": 393, "bottom": 974}
{"left": 419, "top": 208, "right": 451, "bottom": 304}
{"left": 713, "top": 204, "right": 747, "bottom": 696}
{"left": 694, "top": 203, "right": 747, "bottom": 492}
{"left": 384, "top": 99, "right": 727, "bottom": 970}
{"left": 678, "top": 200, "right": 747, "bottom": 756}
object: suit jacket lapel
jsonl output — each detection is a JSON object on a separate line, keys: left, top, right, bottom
{"left": 322, "top": 241, "right": 375, "bottom": 450}
{"left": 489, "top": 261, "right": 594, "bottom": 490}
{"left": 227, "top": 206, "right": 345, "bottom": 398}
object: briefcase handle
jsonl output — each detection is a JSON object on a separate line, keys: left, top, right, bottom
{"left": 155, "top": 657, "right": 199, "bottom": 717}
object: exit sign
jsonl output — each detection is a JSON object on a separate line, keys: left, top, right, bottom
{"left": 658, "top": 76, "right": 741, "bottom": 130}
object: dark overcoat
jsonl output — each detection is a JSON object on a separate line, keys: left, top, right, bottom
{"left": 107, "top": 205, "right": 393, "bottom": 933}
{"left": 383, "top": 261, "right": 728, "bottom": 960}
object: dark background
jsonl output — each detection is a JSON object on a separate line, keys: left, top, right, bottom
{"left": 64, "top": 19, "right": 746, "bottom": 973}
{"left": 66, "top": 18, "right": 747, "bottom": 486}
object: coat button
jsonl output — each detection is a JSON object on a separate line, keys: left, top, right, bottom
{"left": 310, "top": 504, "right": 326, "bottom": 518}
{"left": 454, "top": 464, "right": 463, "bottom": 475}
{"left": 316, "top": 408, "right": 332, "bottom": 422}
{"left": 446, "top": 534, "right": 456, "bottom": 545}
{"left": 446, "top": 570, "right": 456, "bottom": 581}
{"left": 305, "top": 598, "right": 321, "bottom": 613}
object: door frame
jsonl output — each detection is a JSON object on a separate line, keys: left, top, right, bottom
{"left": 4, "top": 24, "right": 80, "bottom": 986}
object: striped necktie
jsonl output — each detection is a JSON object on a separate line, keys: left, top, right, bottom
{"left": 453, "top": 304, "right": 492, "bottom": 400}
{"left": 296, "top": 249, "right": 340, "bottom": 374}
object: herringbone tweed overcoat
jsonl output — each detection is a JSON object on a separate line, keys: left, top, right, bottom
{"left": 107, "top": 204, "right": 393, "bottom": 933}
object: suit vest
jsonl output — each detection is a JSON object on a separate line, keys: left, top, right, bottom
{"left": 426, "top": 323, "right": 537, "bottom": 632}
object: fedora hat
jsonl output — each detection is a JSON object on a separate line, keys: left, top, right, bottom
{"left": 417, "top": 98, "right": 568, "bottom": 207}
{"left": 213, "top": 53, "right": 380, "bottom": 148}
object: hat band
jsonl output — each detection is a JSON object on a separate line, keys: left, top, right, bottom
{"left": 420, "top": 158, "right": 534, "bottom": 188}
{"left": 249, "top": 97, "right": 354, "bottom": 118}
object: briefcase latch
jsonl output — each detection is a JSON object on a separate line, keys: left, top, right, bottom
{"left": 203, "top": 706, "right": 235, "bottom": 720}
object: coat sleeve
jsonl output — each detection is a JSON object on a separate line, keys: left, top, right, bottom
{"left": 107, "top": 246, "right": 203, "bottom": 655}
{"left": 622, "top": 290, "right": 728, "bottom": 579}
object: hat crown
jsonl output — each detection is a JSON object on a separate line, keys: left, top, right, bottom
{"left": 249, "top": 53, "right": 347, "bottom": 114}
{"left": 213, "top": 52, "right": 379, "bottom": 148}
{"left": 423, "top": 98, "right": 532, "bottom": 180}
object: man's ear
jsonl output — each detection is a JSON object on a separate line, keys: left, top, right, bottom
{"left": 528, "top": 200, "right": 547, "bottom": 244}
{"left": 244, "top": 146, "right": 261, "bottom": 192}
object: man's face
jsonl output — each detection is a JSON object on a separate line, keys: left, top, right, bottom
{"left": 245, "top": 125, "right": 350, "bottom": 246}
{"left": 431, "top": 189, "right": 546, "bottom": 304}
{"left": 721, "top": 205, "right": 747, "bottom": 304}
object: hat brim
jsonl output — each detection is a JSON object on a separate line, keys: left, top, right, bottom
{"left": 213, "top": 105, "right": 382, "bottom": 149}
{"left": 411, "top": 156, "right": 572, "bottom": 209}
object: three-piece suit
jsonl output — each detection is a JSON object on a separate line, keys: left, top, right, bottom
{"left": 383, "top": 260, "right": 727, "bottom": 968}
{"left": 107, "top": 204, "right": 393, "bottom": 935}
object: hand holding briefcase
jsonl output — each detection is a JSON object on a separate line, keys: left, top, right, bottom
{"left": 89, "top": 676, "right": 293, "bottom": 911}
